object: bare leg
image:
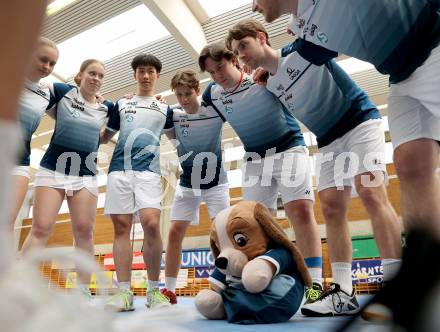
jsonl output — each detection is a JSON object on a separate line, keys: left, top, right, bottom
{"left": 355, "top": 171, "right": 401, "bottom": 259}
{"left": 110, "top": 214, "right": 133, "bottom": 283}
{"left": 165, "top": 220, "right": 190, "bottom": 278}
{"left": 319, "top": 187, "right": 352, "bottom": 263}
{"left": 394, "top": 139, "right": 440, "bottom": 240}
{"left": 21, "top": 186, "right": 65, "bottom": 254}
{"left": 10, "top": 175, "right": 30, "bottom": 228}
{"left": 139, "top": 208, "right": 162, "bottom": 282}
{"left": 68, "top": 188, "right": 97, "bottom": 284}
{"left": 283, "top": 199, "right": 321, "bottom": 259}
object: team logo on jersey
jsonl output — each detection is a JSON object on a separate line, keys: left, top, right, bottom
{"left": 286, "top": 67, "right": 301, "bottom": 81}
{"left": 310, "top": 24, "right": 318, "bottom": 37}
{"left": 181, "top": 128, "right": 189, "bottom": 137}
{"left": 69, "top": 109, "right": 81, "bottom": 118}
{"left": 35, "top": 88, "right": 48, "bottom": 98}
{"left": 317, "top": 32, "right": 328, "bottom": 44}
{"left": 287, "top": 102, "right": 295, "bottom": 110}
{"left": 276, "top": 84, "right": 285, "bottom": 91}
{"left": 150, "top": 101, "right": 161, "bottom": 112}
{"left": 125, "top": 114, "right": 134, "bottom": 123}
{"left": 224, "top": 106, "right": 233, "bottom": 114}
{"left": 297, "top": 18, "right": 306, "bottom": 29}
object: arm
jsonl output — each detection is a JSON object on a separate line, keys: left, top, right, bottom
{"left": 99, "top": 128, "right": 117, "bottom": 144}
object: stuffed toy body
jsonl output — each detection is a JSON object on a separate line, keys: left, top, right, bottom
{"left": 195, "top": 201, "right": 312, "bottom": 324}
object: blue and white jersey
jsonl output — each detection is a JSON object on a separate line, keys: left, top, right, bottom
{"left": 267, "top": 41, "right": 380, "bottom": 148}
{"left": 290, "top": 0, "right": 440, "bottom": 83}
{"left": 17, "top": 80, "right": 51, "bottom": 166}
{"left": 172, "top": 104, "right": 227, "bottom": 190}
{"left": 40, "top": 83, "right": 113, "bottom": 176}
{"left": 209, "top": 247, "right": 300, "bottom": 289}
{"left": 107, "top": 96, "right": 173, "bottom": 175}
{"left": 202, "top": 74, "right": 305, "bottom": 158}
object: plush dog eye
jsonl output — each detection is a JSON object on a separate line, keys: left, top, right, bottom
{"left": 233, "top": 233, "right": 248, "bottom": 247}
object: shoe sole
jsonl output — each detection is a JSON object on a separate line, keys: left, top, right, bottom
{"left": 301, "top": 308, "right": 360, "bottom": 317}
{"left": 104, "top": 304, "right": 135, "bottom": 312}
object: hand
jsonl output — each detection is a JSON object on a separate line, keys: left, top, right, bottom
{"left": 252, "top": 67, "right": 269, "bottom": 85}
{"left": 123, "top": 92, "right": 135, "bottom": 99}
{"left": 95, "top": 93, "right": 105, "bottom": 103}
{"left": 155, "top": 94, "right": 166, "bottom": 104}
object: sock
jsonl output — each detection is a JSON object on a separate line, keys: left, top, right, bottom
{"left": 165, "top": 277, "right": 177, "bottom": 292}
{"left": 305, "top": 257, "right": 323, "bottom": 286}
{"left": 382, "top": 258, "right": 402, "bottom": 282}
{"left": 78, "top": 283, "right": 90, "bottom": 294}
{"left": 332, "top": 262, "right": 353, "bottom": 294}
{"left": 0, "top": 121, "right": 20, "bottom": 277}
{"left": 148, "top": 280, "right": 159, "bottom": 292}
{"left": 118, "top": 281, "right": 131, "bottom": 290}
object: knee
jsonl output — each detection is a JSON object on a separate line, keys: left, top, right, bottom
{"left": 394, "top": 149, "right": 436, "bottom": 181}
{"left": 287, "top": 201, "right": 315, "bottom": 225}
{"left": 142, "top": 220, "right": 160, "bottom": 238}
{"left": 168, "top": 223, "right": 187, "bottom": 243}
{"left": 31, "top": 220, "right": 53, "bottom": 240}
{"left": 112, "top": 218, "right": 132, "bottom": 237}
{"left": 357, "top": 186, "right": 383, "bottom": 208}
{"left": 73, "top": 221, "right": 94, "bottom": 240}
{"left": 320, "top": 199, "right": 345, "bottom": 223}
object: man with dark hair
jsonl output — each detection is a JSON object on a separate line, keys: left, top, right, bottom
{"left": 101, "top": 53, "right": 173, "bottom": 311}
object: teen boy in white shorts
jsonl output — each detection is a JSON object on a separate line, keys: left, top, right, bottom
{"left": 101, "top": 54, "right": 173, "bottom": 311}
{"left": 161, "top": 70, "right": 230, "bottom": 304}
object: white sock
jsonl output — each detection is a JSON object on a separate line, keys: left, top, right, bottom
{"left": 382, "top": 258, "right": 402, "bottom": 282}
{"left": 308, "top": 268, "right": 323, "bottom": 287}
{"left": 0, "top": 121, "right": 20, "bottom": 277}
{"left": 148, "top": 280, "right": 159, "bottom": 292}
{"left": 165, "top": 277, "right": 177, "bottom": 292}
{"left": 332, "top": 262, "right": 353, "bottom": 294}
{"left": 118, "top": 281, "right": 131, "bottom": 290}
{"left": 78, "top": 283, "right": 90, "bottom": 293}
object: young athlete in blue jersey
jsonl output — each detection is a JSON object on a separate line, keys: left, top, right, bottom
{"left": 11, "top": 37, "right": 59, "bottom": 226}
{"left": 198, "top": 42, "right": 322, "bottom": 301}
{"left": 226, "top": 19, "right": 402, "bottom": 316}
{"left": 252, "top": 0, "right": 440, "bottom": 246}
{"left": 252, "top": 1, "right": 440, "bottom": 325}
{"left": 101, "top": 54, "right": 173, "bottom": 311}
{"left": 161, "top": 70, "right": 230, "bottom": 304}
{"left": 22, "top": 59, "right": 113, "bottom": 298}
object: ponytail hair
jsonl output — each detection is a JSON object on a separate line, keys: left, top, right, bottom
{"left": 74, "top": 59, "right": 104, "bottom": 86}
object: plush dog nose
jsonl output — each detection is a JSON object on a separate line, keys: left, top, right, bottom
{"left": 215, "top": 257, "right": 228, "bottom": 269}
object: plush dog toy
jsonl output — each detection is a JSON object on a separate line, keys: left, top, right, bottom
{"left": 195, "top": 201, "right": 312, "bottom": 324}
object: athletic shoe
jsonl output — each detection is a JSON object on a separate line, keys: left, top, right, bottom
{"left": 303, "top": 282, "right": 323, "bottom": 305}
{"left": 104, "top": 288, "right": 135, "bottom": 312}
{"left": 146, "top": 288, "right": 171, "bottom": 309}
{"left": 301, "top": 283, "right": 360, "bottom": 316}
{"left": 160, "top": 288, "right": 177, "bottom": 305}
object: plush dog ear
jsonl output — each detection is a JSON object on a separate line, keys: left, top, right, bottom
{"left": 210, "top": 223, "right": 220, "bottom": 260}
{"left": 254, "top": 202, "right": 312, "bottom": 287}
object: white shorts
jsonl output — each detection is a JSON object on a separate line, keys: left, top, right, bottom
{"left": 241, "top": 146, "right": 314, "bottom": 210}
{"left": 104, "top": 170, "right": 162, "bottom": 214}
{"left": 11, "top": 166, "right": 30, "bottom": 178}
{"left": 34, "top": 167, "right": 98, "bottom": 197}
{"left": 170, "top": 183, "right": 230, "bottom": 225}
{"left": 388, "top": 44, "right": 440, "bottom": 149}
{"left": 316, "top": 119, "right": 387, "bottom": 192}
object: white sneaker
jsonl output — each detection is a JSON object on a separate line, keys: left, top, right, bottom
{"left": 145, "top": 288, "right": 171, "bottom": 309}
{"left": 301, "top": 283, "right": 360, "bottom": 316}
{"left": 104, "top": 288, "right": 135, "bottom": 312}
